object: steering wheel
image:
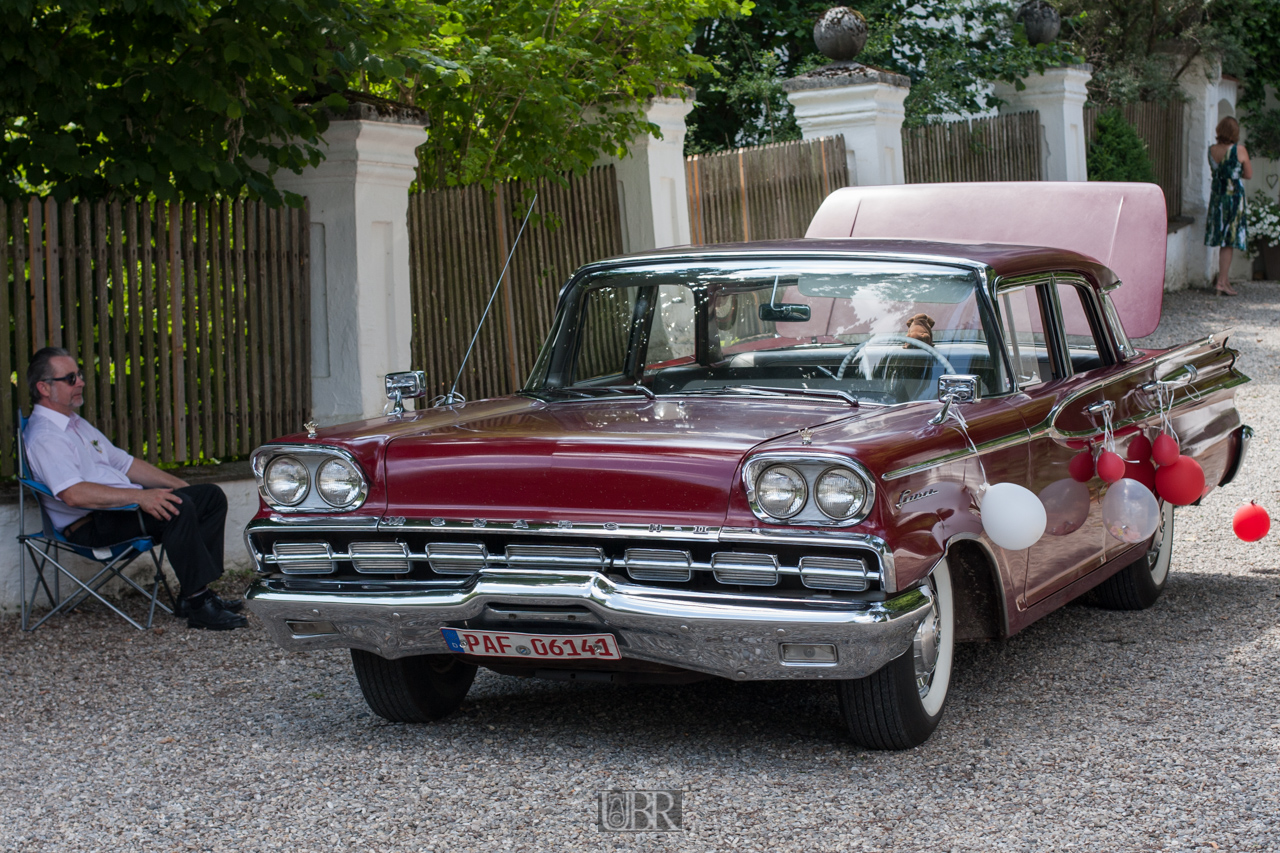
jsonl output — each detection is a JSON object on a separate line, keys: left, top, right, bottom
{"left": 835, "top": 333, "right": 957, "bottom": 380}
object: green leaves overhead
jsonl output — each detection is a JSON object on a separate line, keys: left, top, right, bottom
{"left": 0, "top": 0, "right": 453, "bottom": 204}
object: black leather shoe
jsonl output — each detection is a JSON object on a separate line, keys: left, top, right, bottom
{"left": 186, "top": 596, "right": 248, "bottom": 630}
{"left": 174, "top": 592, "right": 244, "bottom": 617}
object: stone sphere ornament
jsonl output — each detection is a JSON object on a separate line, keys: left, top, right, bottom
{"left": 1233, "top": 502, "right": 1271, "bottom": 542}
{"left": 980, "top": 482, "right": 1047, "bottom": 550}
{"left": 1101, "top": 478, "right": 1161, "bottom": 544}
{"left": 1015, "top": 0, "right": 1061, "bottom": 46}
{"left": 814, "top": 7, "right": 869, "bottom": 62}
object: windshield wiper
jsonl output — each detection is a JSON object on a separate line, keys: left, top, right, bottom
{"left": 686, "top": 385, "right": 858, "bottom": 407}
{"left": 539, "top": 384, "right": 656, "bottom": 401}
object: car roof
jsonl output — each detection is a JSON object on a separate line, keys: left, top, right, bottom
{"left": 599, "top": 238, "right": 1118, "bottom": 287}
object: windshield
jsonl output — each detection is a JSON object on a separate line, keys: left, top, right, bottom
{"left": 526, "top": 258, "right": 1008, "bottom": 405}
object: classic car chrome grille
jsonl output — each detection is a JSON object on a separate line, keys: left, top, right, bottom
{"left": 798, "top": 556, "right": 870, "bottom": 591}
{"left": 426, "top": 542, "right": 489, "bottom": 575}
{"left": 273, "top": 542, "right": 335, "bottom": 575}
{"left": 350, "top": 541, "right": 410, "bottom": 574}
{"left": 710, "top": 552, "right": 779, "bottom": 586}
{"left": 253, "top": 534, "right": 882, "bottom": 592}
{"left": 505, "top": 544, "right": 607, "bottom": 571}
{"left": 623, "top": 548, "right": 693, "bottom": 583}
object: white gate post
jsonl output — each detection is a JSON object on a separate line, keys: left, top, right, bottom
{"left": 599, "top": 97, "right": 695, "bottom": 253}
{"left": 271, "top": 105, "right": 427, "bottom": 424}
{"left": 783, "top": 65, "right": 911, "bottom": 186}
{"left": 992, "top": 65, "right": 1092, "bottom": 182}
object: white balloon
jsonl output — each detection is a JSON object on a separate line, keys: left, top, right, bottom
{"left": 1039, "top": 478, "right": 1091, "bottom": 536}
{"left": 980, "top": 482, "right": 1047, "bottom": 550}
{"left": 1101, "top": 478, "right": 1160, "bottom": 543}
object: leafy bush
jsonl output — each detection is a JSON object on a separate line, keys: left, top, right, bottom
{"left": 1087, "top": 109, "right": 1157, "bottom": 183}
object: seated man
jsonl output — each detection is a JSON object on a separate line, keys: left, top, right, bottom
{"left": 22, "top": 347, "right": 246, "bottom": 630}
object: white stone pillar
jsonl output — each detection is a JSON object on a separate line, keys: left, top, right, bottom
{"left": 600, "top": 97, "right": 694, "bottom": 252}
{"left": 271, "top": 106, "right": 426, "bottom": 424}
{"left": 782, "top": 63, "right": 910, "bottom": 186}
{"left": 992, "top": 64, "right": 1092, "bottom": 181}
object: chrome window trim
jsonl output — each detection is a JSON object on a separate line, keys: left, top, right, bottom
{"left": 251, "top": 443, "right": 370, "bottom": 514}
{"left": 742, "top": 452, "right": 876, "bottom": 527}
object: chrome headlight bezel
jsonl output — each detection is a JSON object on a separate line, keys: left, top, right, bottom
{"left": 743, "top": 453, "right": 876, "bottom": 527}
{"left": 252, "top": 444, "right": 369, "bottom": 513}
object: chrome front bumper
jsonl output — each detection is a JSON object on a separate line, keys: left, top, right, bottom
{"left": 246, "top": 569, "right": 934, "bottom": 681}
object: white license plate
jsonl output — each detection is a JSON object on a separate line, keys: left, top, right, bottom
{"left": 441, "top": 628, "right": 622, "bottom": 660}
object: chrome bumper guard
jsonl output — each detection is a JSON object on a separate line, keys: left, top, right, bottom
{"left": 246, "top": 569, "right": 934, "bottom": 681}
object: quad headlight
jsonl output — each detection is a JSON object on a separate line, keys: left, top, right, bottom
{"left": 253, "top": 446, "right": 368, "bottom": 512}
{"left": 263, "top": 456, "right": 309, "bottom": 506}
{"left": 316, "top": 457, "right": 364, "bottom": 507}
{"left": 744, "top": 454, "right": 875, "bottom": 526}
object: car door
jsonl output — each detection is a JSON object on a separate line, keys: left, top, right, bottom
{"left": 1013, "top": 275, "right": 1246, "bottom": 608}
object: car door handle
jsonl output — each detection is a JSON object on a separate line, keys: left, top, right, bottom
{"left": 1140, "top": 363, "right": 1199, "bottom": 394}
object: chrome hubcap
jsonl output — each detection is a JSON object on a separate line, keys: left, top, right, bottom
{"left": 913, "top": 585, "right": 941, "bottom": 697}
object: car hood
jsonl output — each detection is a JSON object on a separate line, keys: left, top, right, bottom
{"left": 380, "top": 397, "right": 858, "bottom": 525}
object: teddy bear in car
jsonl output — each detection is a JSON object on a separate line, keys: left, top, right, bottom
{"left": 904, "top": 312, "right": 935, "bottom": 348}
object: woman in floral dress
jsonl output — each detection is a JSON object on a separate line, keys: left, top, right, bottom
{"left": 1205, "top": 116, "right": 1253, "bottom": 296}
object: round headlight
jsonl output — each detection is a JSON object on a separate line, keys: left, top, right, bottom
{"left": 264, "top": 456, "right": 309, "bottom": 506}
{"left": 815, "top": 467, "right": 868, "bottom": 520}
{"left": 316, "top": 457, "right": 364, "bottom": 507}
{"left": 756, "top": 465, "right": 807, "bottom": 519}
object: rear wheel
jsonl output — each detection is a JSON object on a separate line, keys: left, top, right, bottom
{"left": 1093, "top": 501, "right": 1174, "bottom": 611}
{"left": 350, "top": 650, "right": 476, "bottom": 723}
{"left": 836, "top": 558, "right": 954, "bottom": 749}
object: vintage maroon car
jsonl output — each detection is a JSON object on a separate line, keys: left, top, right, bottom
{"left": 245, "top": 182, "right": 1250, "bottom": 749}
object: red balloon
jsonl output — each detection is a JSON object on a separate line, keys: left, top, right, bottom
{"left": 1233, "top": 502, "right": 1271, "bottom": 542}
{"left": 1154, "top": 455, "right": 1205, "bottom": 506}
{"left": 1125, "top": 458, "right": 1157, "bottom": 492}
{"left": 1068, "top": 450, "right": 1095, "bottom": 483}
{"left": 1097, "top": 451, "right": 1126, "bottom": 484}
{"left": 1152, "top": 432, "right": 1180, "bottom": 467}
{"left": 1126, "top": 434, "right": 1153, "bottom": 462}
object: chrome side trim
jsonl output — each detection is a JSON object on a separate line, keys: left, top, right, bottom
{"left": 1218, "top": 424, "right": 1253, "bottom": 487}
{"left": 883, "top": 429, "right": 1031, "bottom": 482}
{"left": 246, "top": 571, "right": 935, "bottom": 681}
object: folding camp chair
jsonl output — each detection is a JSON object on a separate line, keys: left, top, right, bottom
{"left": 17, "top": 413, "right": 174, "bottom": 631}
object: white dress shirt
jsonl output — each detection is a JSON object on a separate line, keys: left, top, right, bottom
{"left": 23, "top": 404, "right": 140, "bottom": 531}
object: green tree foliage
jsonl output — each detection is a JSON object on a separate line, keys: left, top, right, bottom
{"left": 0, "top": 0, "right": 451, "bottom": 204}
{"left": 686, "top": 0, "right": 1079, "bottom": 153}
{"left": 407, "top": 0, "right": 750, "bottom": 189}
{"left": 1086, "top": 108, "right": 1157, "bottom": 183}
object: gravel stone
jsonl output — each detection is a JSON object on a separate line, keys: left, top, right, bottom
{"left": 3, "top": 285, "right": 1279, "bottom": 851}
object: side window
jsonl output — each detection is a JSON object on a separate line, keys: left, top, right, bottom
{"left": 1055, "top": 283, "right": 1107, "bottom": 374}
{"left": 997, "top": 286, "right": 1048, "bottom": 388}
{"left": 645, "top": 284, "right": 697, "bottom": 368}
{"left": 575, "top": 286, "right": 636, "bottom": 382}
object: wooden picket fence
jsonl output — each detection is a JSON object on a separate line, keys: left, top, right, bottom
{"left": 1084, "top": 101, "right": 1184, "bottom": 219}
{"left": 408, "top": 165, "right": 625, "bottom": 402}
{"left": 904, "top": 111, "right": 1043, "bottom": 184}
{"left": 685, "top": 136, "right": 849, "bottom": 244}
{"left": 1, "top": 196, "right": 310, "bottom": 477}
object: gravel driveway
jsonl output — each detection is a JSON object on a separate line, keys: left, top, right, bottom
{"left": 3, "top": 286, "right": 1279, "bottom": 852}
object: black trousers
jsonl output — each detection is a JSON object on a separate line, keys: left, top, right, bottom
{"left": 64, "top": 483, "right": 227, "bottom": 598}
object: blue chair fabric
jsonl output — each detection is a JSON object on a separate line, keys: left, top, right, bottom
{"left": 17, "top": 412, "right": 174, "bottom": 631}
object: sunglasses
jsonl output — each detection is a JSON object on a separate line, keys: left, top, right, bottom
{"left": 44, "top": 370, "right": 84, "bottom": 386}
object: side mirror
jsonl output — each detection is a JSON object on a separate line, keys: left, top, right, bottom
{"left": 937, "top": 374, "right": 980, "bottom": 403}
{"left": 931, "top": 374, "right": 981, "bottom": 425}
{"left": 385, "top": 371, "right": 427, "bottom": 415}
{"left": 759, "top": 303, "right": 811, "bottom": 322}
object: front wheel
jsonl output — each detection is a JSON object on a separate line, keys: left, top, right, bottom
{"left": 1093, "top": 501, "right": 1174, "bottom": 611}
{"left": 350, "top": 650, "right": 477, "bottom": 723}
{"left": 836, "top": 558, "right": 955, "bottom": 749}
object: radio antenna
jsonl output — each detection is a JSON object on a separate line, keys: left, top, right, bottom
{"left": 438, "top": 191, "right": 538, "bottom": 406}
